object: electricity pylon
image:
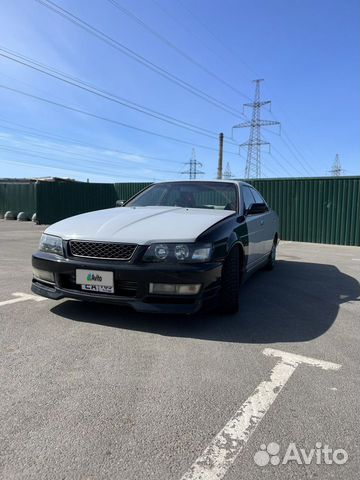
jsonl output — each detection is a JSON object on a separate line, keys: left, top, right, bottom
{"left": 223, "top": 162, "right": 233, "bottom": 179}
{"left": 232, "top": 79, "right": 280, "bottom": 179}
{"left": 181, "top": 148, "right": 204, "bottom": 179}
{"left": 330, "top": 153, "right": 343, "bottom": 176}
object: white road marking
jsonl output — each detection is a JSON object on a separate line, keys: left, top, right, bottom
{"left": 263, "top": 347, "right": 341, "bottom": 371}
{"left": 181, "top": 348, "right": 341, "bottom": 480}
{"left": 0, "top": 292, "right": 47, "bottom": 307}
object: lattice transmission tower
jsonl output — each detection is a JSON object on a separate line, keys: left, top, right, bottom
{"left": 232, "top": 79, "right": 280, "bottom": 179}
{"left": 330, "top": 153, "right": 343, "bottom": 176}
{"left": 181, "top": 148, "right": 204, "bottom": 179}
{"left": 223, "top": 162, "right": 233, "bottom": 179}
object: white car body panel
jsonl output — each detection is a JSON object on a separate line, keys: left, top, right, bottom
{"left": 45, "top": 206, "right": 235, "bottom": 244}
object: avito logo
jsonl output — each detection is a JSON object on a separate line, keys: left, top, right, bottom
{"left": 254, "top": 442, "right": 348, "bottom": 467}
{"left": 86, "top": 273, "right": 103, "bottom": 282}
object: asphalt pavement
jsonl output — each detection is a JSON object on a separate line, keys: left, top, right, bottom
{"left": 0, "top": 220, "right": 359, "bottom": 480}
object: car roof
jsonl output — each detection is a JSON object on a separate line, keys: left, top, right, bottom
{"left": 153, "top": 179, "right": 252, "bottom": 187}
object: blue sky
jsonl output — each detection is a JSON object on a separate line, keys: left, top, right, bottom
{"left": 0, "top": 0, "right": 358, "bottom": 182}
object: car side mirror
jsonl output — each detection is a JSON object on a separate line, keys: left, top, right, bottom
{"left": 116, "top": 200, "right": 125, "bottom": 207}
{"left": 246, "top": 202, "right": 268, "bottom": 215}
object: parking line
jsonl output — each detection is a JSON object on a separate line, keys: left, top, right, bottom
{"left": 180, "top": 348, "right": 341, "bottom": 480}
{"left": 0, "top": 292, "right": 47, "bottom": 307}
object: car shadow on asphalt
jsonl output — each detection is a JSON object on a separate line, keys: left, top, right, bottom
{"left": 50, "top": 260, "right": 360, "bottom": 343}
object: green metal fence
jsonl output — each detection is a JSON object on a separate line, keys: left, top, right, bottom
{"left": 246, "top": 177, "right": 359, "bottom": 246}
{"left": 114, "top": 182, "right": 151, "bottom": 202}
{"left": 36, "top": 182, "right": 118, "bottom": 225}
{"left": 0, "top": 183, "right": 36, "bottom": 218}
{"left": 1, "top": 177, "right": 359, "bottom": 246}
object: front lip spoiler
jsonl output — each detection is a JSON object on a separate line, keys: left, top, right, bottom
{"left": 31, "top": 279, "right": 205, "bottom": 314}
{"left": 32, "top": 281, "right": 64, "bottom": 300}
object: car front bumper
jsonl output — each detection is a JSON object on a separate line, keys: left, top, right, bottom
{"left": 31, "top": 252, "right": 223, "bottom": 314}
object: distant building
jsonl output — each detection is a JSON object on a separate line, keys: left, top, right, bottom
{"left": 0, "top": 177, "right": 78, "bottom": 184}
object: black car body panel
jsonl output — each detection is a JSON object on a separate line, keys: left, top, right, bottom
{"left": 32, "top": 249, "right": 222, "bottom": 313}
{"left": 31, "top": 181, "right": 279, "bottom": 313}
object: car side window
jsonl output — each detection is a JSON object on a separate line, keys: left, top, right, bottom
{"left": 241, "top": 186, "right": 256, "bottom": 212}
{"left": 251, "top": 188, "right": 267, "bottom": 206}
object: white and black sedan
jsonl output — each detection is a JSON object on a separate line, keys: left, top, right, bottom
{"left": 32, "top": 180, "right": 279, "bottom": 314}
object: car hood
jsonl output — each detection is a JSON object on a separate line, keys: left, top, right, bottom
{"left": 45, "top": 206, "right": 235, "bottom": 244}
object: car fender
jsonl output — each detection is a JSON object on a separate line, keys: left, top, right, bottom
{"left": 196, "top": 214, "right": 249, "bottom": 264}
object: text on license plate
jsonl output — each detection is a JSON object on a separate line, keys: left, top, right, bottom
{"left": 75, "top": 269, "right": 114, "bottom": 294}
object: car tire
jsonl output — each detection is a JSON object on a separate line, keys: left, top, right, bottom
{"left": 265, "top": 240, "right": 277, "bottom": 271}
{"left": 219, "top": 246, "right": 240, "bottom": 314}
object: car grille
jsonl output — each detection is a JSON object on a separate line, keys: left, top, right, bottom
{"left": 69, "top": 240, "right": 137, "bottom": 260}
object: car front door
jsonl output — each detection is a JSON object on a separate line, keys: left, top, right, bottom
{"left": 240, "top": 185, "right": 265, "bottom": 269}
{"left": 250, "top": 187, "right": 274, "bottom": 256}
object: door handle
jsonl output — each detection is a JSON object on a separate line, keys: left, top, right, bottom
{"left": 260, "top": 220, "right": 264, "bottom": 226}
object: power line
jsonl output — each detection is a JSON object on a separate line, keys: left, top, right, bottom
{"left": 176, "top": 0, "right": 260, "bottom": 79}
{"left": 262, "top": 82, "right": 321, "bottom": 168}
{"left": 0, "top": 143, "right": 181, "bottom": 175}
{"left": 106, "top": 0, "right": 251, "bottom": 100}
{"left": 166, "top": 0, "right": 319, "bottom": 179}
{"left": 151, "top": 0, "right": 236, "bottom": 74}
{"left": 267, "top": 149, "right": 297, "bottom": 177}
{"left": 169, "top": 1, "right": 320, "bottom": 178}
{"left": 0, "top": 46, "right": 227, "bottom": 141}
{"left": 261, "top": 132, "right": 306, "bottom": 177}
{"left": 181, "top": 148, "right": 204, "bottom": 179}
{"left": 235, "top": 159, "right": 285, "bottom": 179}
{"left": 34, "top": 0, "right": 244, "bottom": 118}
{"left": 232, "top": 79, "right": 280, "bottom": 178}
{"left": 0, "top": 118, "right": 182, "bottom": 165}
{"left": 260, "top": 163, "right": 284, "bottom": 178}
{"left": 255, "top": 109, "right": 316, "bottom": 177}
{"left": 0, "top": 46, "right": 239, "bottom": 147}
{"left": 278, "top": 132, "right": 315, "bottom": 176}
{"left": 0, "top": 157, "right": 160, "bottom": 182}
{"left": 0, "top": 147, "right": 164, "bottom": 181}
{"left": 0, "top": 138, "right": 180, "bottom": 174}
{"left": 239, "top": 145, "right": 291, "bottom": 178}
{"left": 2, "top": 5, "right": 307, "bottom": 180}
{"left": 0, "top": 83, "right": 239, "bottom": 155}
{"left": 259, "top": 125, "right": 314, "bottom": 176}
{"left": 267, "top": 109, "right": 317, "bottom": 175}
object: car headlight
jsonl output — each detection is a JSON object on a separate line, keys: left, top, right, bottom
{"left": 39, "top": 234, "right": 64, "bottom": 256}
{"left": 154, "top": 244, "right": 169, "bottom": 260}
{"left": 175, "top": 244, "right": 189, "bottom": 261}
{"left": 143, "top": 243, "right": 212, "bottom": 263}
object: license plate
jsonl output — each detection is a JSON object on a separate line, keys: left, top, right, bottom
{"left": 76, "top": 269, "right": 114, "bottom": 294}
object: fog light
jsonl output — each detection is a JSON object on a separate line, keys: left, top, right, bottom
{"left": 177, "top": 284, "right": 201, "bottom": 295}
{"left": 33, "top": 268, "right": 55, "bottom": 284}
{"left": 149, "top": 283, "right": 201, "bottom": 295}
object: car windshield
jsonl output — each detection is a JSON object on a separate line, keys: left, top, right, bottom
{"left": 125, "top": 181, "right": 238, "bottom": 211}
